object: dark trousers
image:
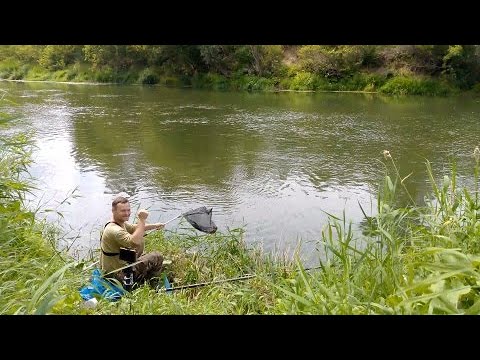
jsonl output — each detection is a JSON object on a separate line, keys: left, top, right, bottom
{"left": 115, "top": 251, "right": 164, "bottom": 288}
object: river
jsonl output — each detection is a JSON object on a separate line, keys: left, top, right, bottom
{"left": 1, "top": 80, "right": 479, "bottom": 265}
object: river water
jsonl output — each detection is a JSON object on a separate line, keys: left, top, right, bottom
{"left": 2, "top": 81, "right": 480, "bottom": 264}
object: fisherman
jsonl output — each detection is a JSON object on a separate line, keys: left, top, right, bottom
{"left": 100, "top": 195, "right": 165, "bottom": 289}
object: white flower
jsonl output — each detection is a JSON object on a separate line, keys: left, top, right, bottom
{"left": 474, "top": 146, "right": 480, "bottom": 163}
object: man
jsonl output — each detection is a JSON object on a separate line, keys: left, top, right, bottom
{"left": 100, "top": 195, "right": 165, "bottom": 289}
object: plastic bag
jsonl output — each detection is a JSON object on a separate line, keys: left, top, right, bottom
{"left": 79, "top": 268, "right": 126, "bottom": 302}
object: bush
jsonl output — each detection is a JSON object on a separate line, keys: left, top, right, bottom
{"left": 0, "top": 59, "right": 20, "bottom": 79}
{"left": 290, "top": 71, "right": 316, "bottom": 90}
{"left": 52, "top": 70, "right": 69, "bottom": 81}
{"left": 9, "top": 64, "right": 29, "bottom": 80}
{"left": 348, "top": 72, "right": 387, "bottom": 91}
{"left": 94, "top": 67, "right": 115, "bottom": 83}
{"left": 380, "top": 76, "right": 453, "bottom": 96}
{"left": 190, "top": 73, "right": 228, "bottom": 90}
{"left": 26, "top": 66, "right": 50, "bottom": 81}
{"left": 39, "top": 45, "right": 79, "bottom": 71}
{"left": 162, "top": 76, "right": 182, "bottom": 87}
{"left": 471, "top": 83, "right": 480, "bottom": 93}
{"left": 138, "top": 68, "right": 159, "bottom": 85}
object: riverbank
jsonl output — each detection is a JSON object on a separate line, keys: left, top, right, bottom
{"left": 3, "top": 45, "right": 479, "bottom": 96}
{"left": 0, "top": 78, "right": 116, "bottom": 86}
{"left": 0, "top": 76, "right": 458, "bottom": 97}
{"left": 0, "top": 63, "right": 461, "bottom": 96}
{"left": 0, "top": 78, "right": 382, "bottom": 94}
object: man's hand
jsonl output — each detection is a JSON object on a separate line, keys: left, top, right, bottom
{"left": 156, "top": 223, "right": 165, "bottom": 230}
{"left": 137, "top": 209, "right": 149, "bottom": 221}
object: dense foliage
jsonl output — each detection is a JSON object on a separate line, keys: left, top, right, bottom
{"left": 1, "top": 45, "right": 479, "bottom": 95}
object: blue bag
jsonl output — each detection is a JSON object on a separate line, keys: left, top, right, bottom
{"left": 163, "top": 273, "right": 172, "bottom": 294}
{"left": 79, "top": 268, "right": 126, "bottom": 302}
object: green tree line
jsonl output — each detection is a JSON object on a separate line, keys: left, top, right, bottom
{"left": 1, "top": 45, "right": 480, "bottom": 95}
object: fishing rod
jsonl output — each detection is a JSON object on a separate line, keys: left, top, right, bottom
{"left": 157, "top": 265, "right": 323, "bottom": 293}
{"left": 159, "top": 274, "right": 257, "bottom": 292}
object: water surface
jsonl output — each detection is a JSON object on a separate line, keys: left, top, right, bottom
{"left": 2, "top": 81, "right": 480, "bottom": 264}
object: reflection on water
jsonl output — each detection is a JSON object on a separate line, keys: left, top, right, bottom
{"left": 2, "top": 81, "right": 480, "bottom": 265}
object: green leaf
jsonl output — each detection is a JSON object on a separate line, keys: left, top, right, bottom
{"left": 386, "top": 176, "right": 394, "bottom": 193}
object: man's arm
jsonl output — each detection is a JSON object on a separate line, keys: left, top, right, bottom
{"left": 144, "top": 223, "right": 165, "bottom": 231}
{"left": 127, "top": 209, "right": 149, "bottom": 253}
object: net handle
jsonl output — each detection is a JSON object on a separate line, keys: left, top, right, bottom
{"left": 163, "top": 214, "right": 182, "bottom": 225}
{"left": 162, "top": 207, "right": 209, "bottom": 225}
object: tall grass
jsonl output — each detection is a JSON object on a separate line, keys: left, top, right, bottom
{"left": 0, "top": 93, "right": 87, "bottom": 314}
{"left": 270, "top": 149, "right": 480, "bottom": 314}
{"left": 66, "top": 227, "right": 297, "bottom": 315}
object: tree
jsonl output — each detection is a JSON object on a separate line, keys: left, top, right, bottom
{"left": 39, "top": 46, "right": 81, "bottom": 71}
{"left": 442, "top": 45, "right": 480, "bottom": 89}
